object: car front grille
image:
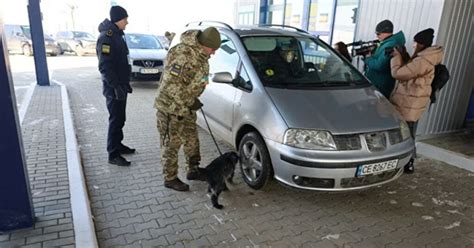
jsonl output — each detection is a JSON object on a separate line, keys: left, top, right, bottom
{"left": 340, "top": 169, "right": 400, "bottom": 188}
{"left": 333, "top": 134, "right": 362, "bottom": 150}
{"left": 133, "top": 60, "right": 163, "bottom": 67}
{"left": 333, "top": 129, "right": 403, "bottom": 151}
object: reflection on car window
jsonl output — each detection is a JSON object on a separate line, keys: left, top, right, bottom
{"left": 125, "top": 34, "right": 163, "bottom": 50}
{"left": 243, "top": 36, "right": 365, "bottom": 88}
{"left": 209, "top": 35, "right": 239, "bottom": 78}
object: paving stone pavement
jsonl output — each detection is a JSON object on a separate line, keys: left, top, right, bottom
{"left": 0, "top": 84, "right": 75, "bottom": 248}
{"left": 51, "top": 65, "right": 474, "bottom": 247}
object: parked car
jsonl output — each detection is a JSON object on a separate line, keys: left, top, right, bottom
{"left": 55, "top": 31, "right": 96, "bottom": 56}
{"left": 125, "top": 33, "right": 167, "bottom": 80}
{"left": 4, "top": 24, "right": 61, "bottom": 56}
{"left": 176, "top": 23, "right": 415, "bottom": 191}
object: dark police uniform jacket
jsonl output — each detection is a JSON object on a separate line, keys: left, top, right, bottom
{"left": 96, "top": 19, "right": 131, "bottom": 100}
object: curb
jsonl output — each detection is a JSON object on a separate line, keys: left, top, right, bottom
{"left": 417, "top": 141, "right": 474, "bottom": 172}
{"left": 54, "top": 80, "right": 98, "bottom": 247}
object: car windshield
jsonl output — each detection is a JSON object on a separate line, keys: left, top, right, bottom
{"left": 73, "top": 32, "right": 95, "bottom": 40}
{"left": 125, "top": 34, "right": 163, "bottom": 50}
{"left": 243, "top": 36, "right": 366, "bottom": 88}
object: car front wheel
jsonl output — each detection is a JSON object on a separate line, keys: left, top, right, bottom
{"left": 239, "top": 132, "right": 273, "bottom": 190}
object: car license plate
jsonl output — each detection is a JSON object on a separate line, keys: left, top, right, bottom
{"left": 140, "top": 68, "right": 160, "bottom": 74}
{"left": 356, "top": 159, "right": 398, "bottom": 177}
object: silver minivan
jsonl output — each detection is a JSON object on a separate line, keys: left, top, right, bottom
{"left": 174, "top": 23, "right": 415, "bottom": 191}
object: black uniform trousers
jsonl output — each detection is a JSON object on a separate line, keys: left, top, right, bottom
{"left": 106, "top": 94, "right": 127, "bottom": 160}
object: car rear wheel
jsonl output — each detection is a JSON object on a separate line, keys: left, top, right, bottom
{"left": 239, "top": 132, "right": 273, "bottom": 190}
{"left": 23, "top": 45, "right": 32, "bottom": 56}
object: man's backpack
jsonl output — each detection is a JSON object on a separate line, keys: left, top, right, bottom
{"left": 430, "top": 64, "right": 450, "bottom": 104}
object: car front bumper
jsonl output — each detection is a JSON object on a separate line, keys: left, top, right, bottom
{"left": 265, "top": 138, "right": 414, "bottom": 191}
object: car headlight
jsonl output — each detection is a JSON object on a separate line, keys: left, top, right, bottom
{"left": 284, "top": 129, "right": 336, "bottom": 150}
{"left": 400, "top": 121, "right": 411, "bottom": 140}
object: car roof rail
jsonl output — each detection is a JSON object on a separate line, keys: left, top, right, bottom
{"left": 185, "top": 21, "right": 234, "bottom": 31}
{"left": 257, "top": 24, "right": 309, "bottom": 34}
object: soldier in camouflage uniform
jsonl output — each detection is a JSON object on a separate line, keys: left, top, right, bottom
{"left": 154, "top": 27, "right": 221, "bottom": 191}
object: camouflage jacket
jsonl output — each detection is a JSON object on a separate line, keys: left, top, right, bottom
{"left": 154, "top": 30, "right": 210, "bottom": 116}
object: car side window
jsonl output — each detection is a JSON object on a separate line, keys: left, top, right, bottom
{"left": 209, "top": 34, "right": 240, "bottom": 78}
{"left": 237, "top": 66, "right": 253, "bottom": 91}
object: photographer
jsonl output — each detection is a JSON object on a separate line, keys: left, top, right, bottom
{"left": 389, "top": 28, "right": 444, "bottom": 174}
{"left": 363, "top": 20, "right": 406, "bottom": 98}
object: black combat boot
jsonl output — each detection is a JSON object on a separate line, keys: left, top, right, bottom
{"left": 119, "top": 144, "right": 136, "bottom": 154}
{"left": 164, "top": 178, "right": 189, "bottom": 191}
{"left": 404, "top": 158, "right": 415, "bottom": 174}
{"left": 108, "top": 155, "right": 131, "bottom": 166}
{"left": 186, "top": 169, "right": 206, "bottom": 181}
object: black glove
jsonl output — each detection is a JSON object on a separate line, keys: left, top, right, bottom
{"left": 189, "top": 99, "right": 203, "bottom": 111}
{"left": 114, "top": 85, "right": 127, "bottom": 100}
{"left": 126, "top": 84, "right": 133, "bottom": 93}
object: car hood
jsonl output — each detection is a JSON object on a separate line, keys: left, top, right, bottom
{"left": 265, "top": 86, "right": 401, "bottom": 134}
{"left": 129, "top": 49, "right": 167, "bottom": 60}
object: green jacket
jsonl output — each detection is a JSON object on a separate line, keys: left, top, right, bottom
{"left": 364, "top": 31, "right": 406, "bottom": 98}
{"left": 154, "top": 30, "right": 210, "bottom": 116}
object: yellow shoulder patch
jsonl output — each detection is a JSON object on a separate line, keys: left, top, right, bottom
{"left": 106, "top": 29, "right": 113, "bottom": 37}
{"left": 101, "top": 44, "right": 110, "bottom": 54}
{"left": 170, "top": 64, "right": 182, "bottom": 77}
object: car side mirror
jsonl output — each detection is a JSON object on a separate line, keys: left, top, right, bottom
{"left": 16, "top": 32, "right": 23, "bottom": 37}
{"left": 212, "top": 72, "right": 233, "bottom": 84}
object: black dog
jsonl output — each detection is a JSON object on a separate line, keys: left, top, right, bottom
{"left": 198, "top": 152, "right": 239, "bottom": 209}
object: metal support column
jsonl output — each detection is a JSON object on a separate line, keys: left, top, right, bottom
{"left": 0, "top": 18, "right": 34, "bottom": 232}
{"left": 27, "top": 0, "right": 49, "bottom": 86}
{"left": 259, "top": 0, "right": 269, "bottom": 24}
{"left": 302, "top": 0, "right": 312, "bottom": 31}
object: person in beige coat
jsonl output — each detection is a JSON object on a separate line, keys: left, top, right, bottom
{"left": 390, "top": 28, "right": 444, "bottom": 173}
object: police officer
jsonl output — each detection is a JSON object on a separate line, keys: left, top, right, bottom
{"left": 96, "top": 6, "right": 135, "bottom": 167}
{"left": 154, "top": 27, "right": 221, "bottom": 191}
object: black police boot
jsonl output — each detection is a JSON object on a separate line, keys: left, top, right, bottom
{"left": 404, "top": 158, "right": 415, "bottom": 174}
{"left": 119, "top": 144, "right": 136, "bottom": 154}
{"left": 108, "top": 155, "right": 131, "bottom": 166}
{"left": 164, "top": 178, "right": 189, "bottom": 191}
{"left": 186, "top": 169, "right": 206, "bottom": 181}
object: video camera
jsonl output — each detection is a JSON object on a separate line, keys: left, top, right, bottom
{"left": 347, "top": 40, "right": 380, "bottom": 57}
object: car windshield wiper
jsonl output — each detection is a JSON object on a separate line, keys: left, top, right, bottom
{"left": 316, "top": 80, "right": 360, "bottom": 86}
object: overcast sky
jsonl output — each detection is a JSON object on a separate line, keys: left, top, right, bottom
{"left": 2, "top": 0, "right": 236, "bottom": 36}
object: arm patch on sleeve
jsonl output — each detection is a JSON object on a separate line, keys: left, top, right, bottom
{"left": 170, "top": 64, "right": 182, "bottom": 77}
{"left": 102, "top": 44, "right": 111, "bottom": 54}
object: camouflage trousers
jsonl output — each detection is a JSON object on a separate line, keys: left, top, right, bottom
{"left": 156, "top": 110, "right": 201, "bottom": 181}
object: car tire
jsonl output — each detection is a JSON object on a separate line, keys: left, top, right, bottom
{"left": 23, "top": 44, "right": 32, "bottom": 56}
{"left": 239, "top": 132, "right": 273, "bottom": 190}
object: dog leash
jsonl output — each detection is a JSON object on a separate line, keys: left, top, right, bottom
{"left": 200, "top": 108, "right": 223, "bottom": 156}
